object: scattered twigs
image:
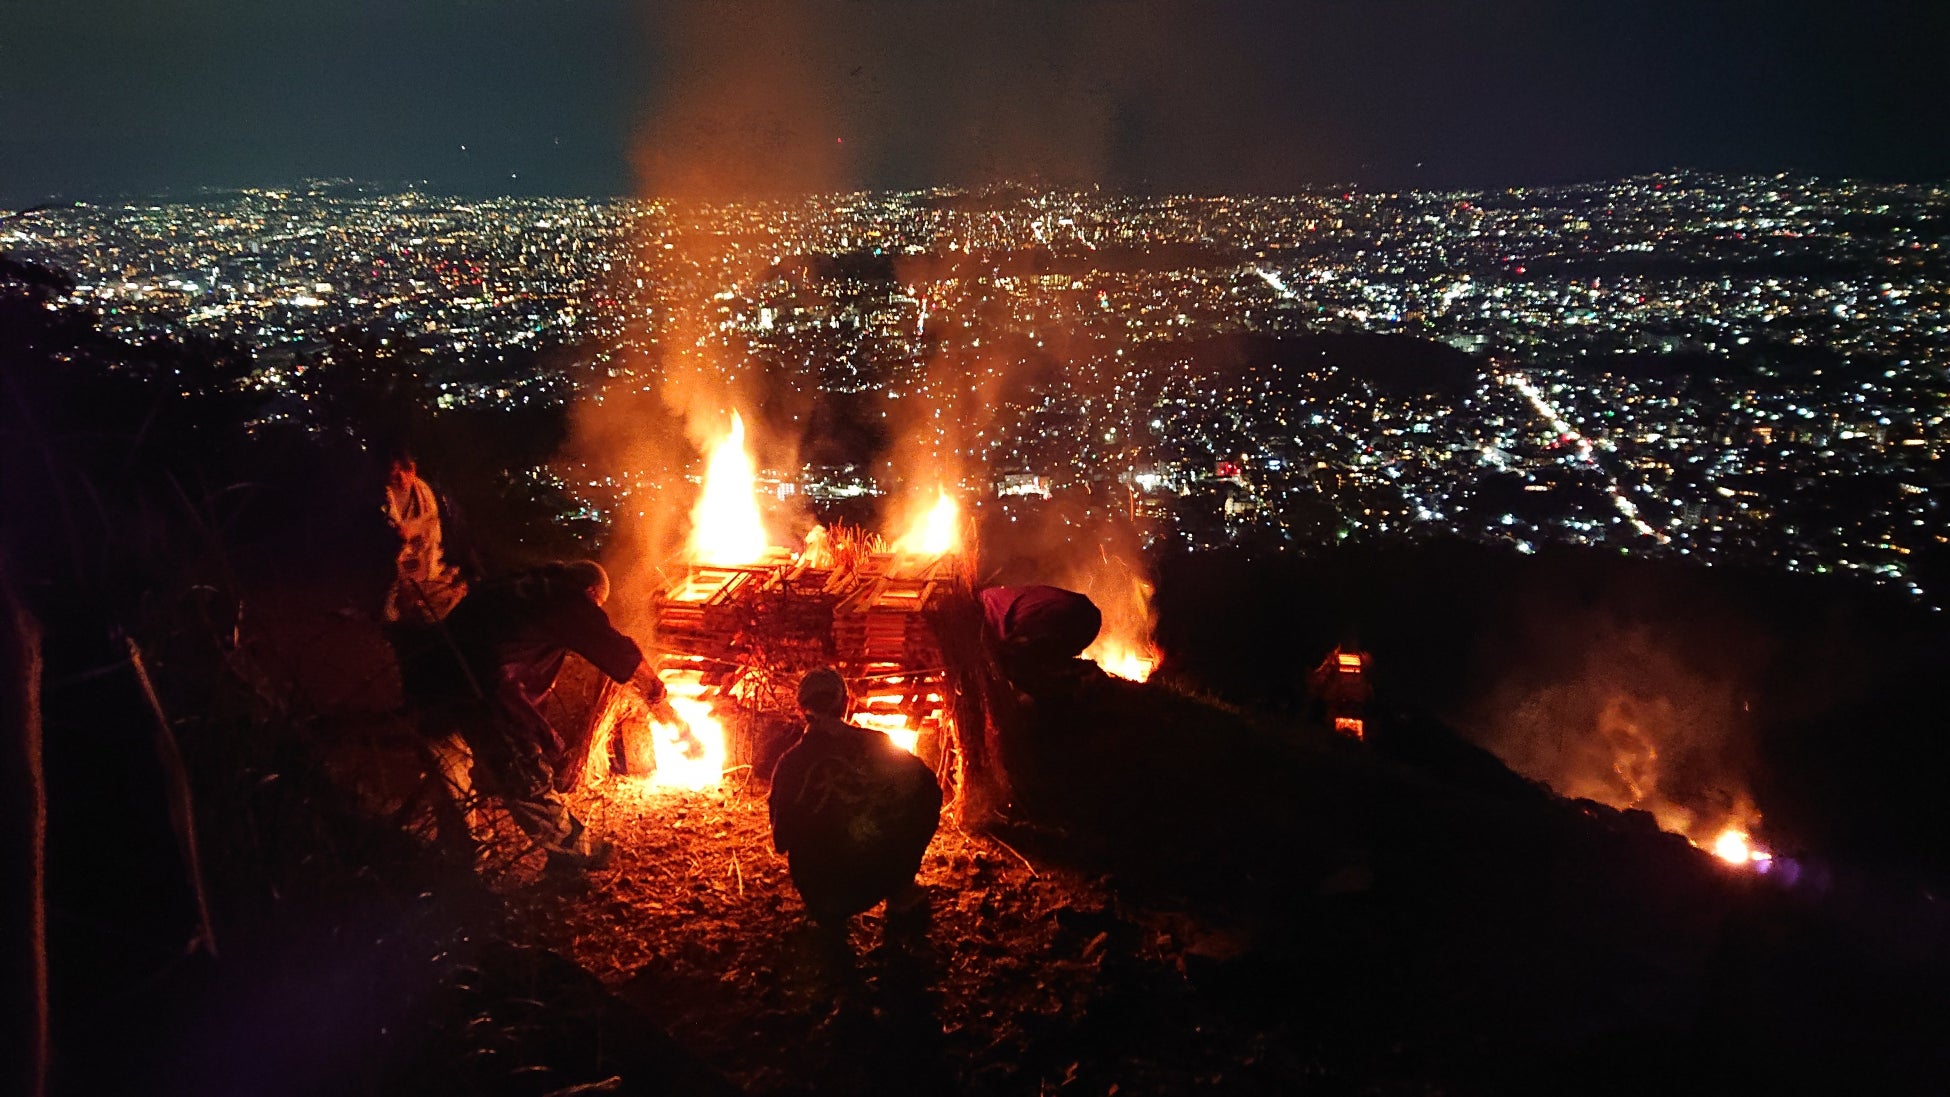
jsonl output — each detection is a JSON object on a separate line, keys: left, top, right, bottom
{"left": 986, "top": 834, "right": 1039, "bottom": 878}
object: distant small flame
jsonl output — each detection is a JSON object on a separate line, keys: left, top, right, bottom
{"left": 892, "top": 489, "right": 959, "bottom": 556}
{"left": 688, "top": 412, "right": 769, "bottom": 564}
{"left": 1333, "top": 716, "right": 1366, "bottom": 740}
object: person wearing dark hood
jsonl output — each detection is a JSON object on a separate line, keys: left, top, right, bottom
{"left": 419, "top": 560, "right": 674, "bottom": 873}
{"left": 979, "top": 583, "right": 1105, "bottom": 699}
{"left": 769, "top": 668, "right": 942, "bottom": 946}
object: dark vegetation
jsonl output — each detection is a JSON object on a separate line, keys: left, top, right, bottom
{"left": 1150, "top": 542, "right": 1950, "bottom": 888}
{"left": 1154, "top": 331, "right": 1484, "bottom": 398}
{"left": 5, "top": 256, "right": 1948, "bottom": 1094}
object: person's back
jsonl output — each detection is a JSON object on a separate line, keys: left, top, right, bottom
{"left": 439, "top": 563, "right": 645, "bottom": 698}
{"left": 770, "top": 671, "right": 940, "bottom": 924}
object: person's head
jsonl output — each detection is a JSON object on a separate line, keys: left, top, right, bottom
{"left": 796, "top": 667, "right": 849, "bottom": 718}
{"left": 564, "top": 560, "right": 611, "bottom": 607}
{"left": 386, "top": 452, "right": 417, "bottom": 489}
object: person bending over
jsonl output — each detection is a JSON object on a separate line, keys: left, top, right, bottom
{"left": 418, "top": 560, "right": 668, "bottom": 873}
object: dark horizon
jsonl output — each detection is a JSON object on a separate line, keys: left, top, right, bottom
{"left": 5, "top": 1, "right": 1950, "bottom": 209}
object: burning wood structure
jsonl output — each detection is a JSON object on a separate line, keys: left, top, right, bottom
{"left": 562, "top": 411, "right": 1145, "bottom": 817}
{"left": 640, "top": 543, "right": 973, "bottom": 777}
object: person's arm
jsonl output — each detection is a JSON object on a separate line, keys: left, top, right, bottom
{"left": 556, "top": 597, "right": 647, "bottom": 684}
{"left": 627, "top": 662, "right": 667, "bottom": 704}
{"left": 768, "top": 750, "right": 806, "bottom": 854}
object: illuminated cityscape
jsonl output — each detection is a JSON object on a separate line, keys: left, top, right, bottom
{"left": 6, "top": 173, "right": 1947, "bottom": 599}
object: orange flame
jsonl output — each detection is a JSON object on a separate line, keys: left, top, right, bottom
{"left": 1082, "top": 566, "right": 1161, "bottom": 683}
{"left": 1561, "top": 697, "right": 1773, "bottom": 869}
{"left": 854, "top": 686, "right": 928, "bottom": 754}
{"left": 688, "top": 412, "right": 769, "bottom": 564}
{"left": 1088, "top": 640, "right": 1160, "bottom": 682}
{"left": 853, "top": 711, "right": 922, "bottom": 754}
{"left": 892, "top": 489, "right": 960, "bottom": 556}
{"left": 648, "top": 668, "right": 729, "bottom": 790}
{"left": 1711, "top": 827, "right": 1773, "bottom": 866}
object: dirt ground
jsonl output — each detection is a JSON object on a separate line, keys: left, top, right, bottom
{"left": 491, "top": 777, "right": 1325, "bottom": 1097}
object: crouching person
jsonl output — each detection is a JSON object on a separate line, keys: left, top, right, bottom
{"left": 418, "top": 560, "right": 668, "bottom": 876}
{"left": 769, "top": 668, "right": 942, "bottom": 952}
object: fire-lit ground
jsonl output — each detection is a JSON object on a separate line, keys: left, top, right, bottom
{"left": 499, "top": 781, "right": 1251, "bottom": 1097}
{"left": 241, "top": 569, "right": 1950, "bottom": 1096}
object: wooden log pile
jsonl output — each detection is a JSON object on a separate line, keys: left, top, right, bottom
{"left": 643, "top": 549, "right": 974, "bottom": 782}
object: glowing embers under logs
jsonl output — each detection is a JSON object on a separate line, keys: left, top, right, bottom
{"left": 1087, "top": 639, "right": 1160, "bottom": 683}
{"left": 850, "top": 674, "right": 947, "bottom": 756}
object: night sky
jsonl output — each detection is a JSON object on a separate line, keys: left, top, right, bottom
{"left": 3, "top": 0, "right": 1948, "bottom": 206}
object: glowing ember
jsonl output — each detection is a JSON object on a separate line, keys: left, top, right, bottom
{"left": 892, "top": 489, "right": 959, "bottom": 556}
{"left": 1333, "top": 716, "right": 1366, "bottom": 740}
{"left": 855, "top": 687, "right": 926, "bottom": 754}
{"left": 1711, "top": 827, "right": 1773, "bottom": 866}
{"left": 854, "top": 711, "right": 922, "bottom": 754}
{"left": 688, "top": 412, "right": 769, "bottom": 564}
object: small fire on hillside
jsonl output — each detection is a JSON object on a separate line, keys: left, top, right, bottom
{"left": 1712, "top": 828, "right": 1773, "bottom": 867}
{"left": 1074, "top": 554, "right": 1161, "bottom": 682}
{"left": 1568, "top": 695, "right": 1775, "bottom": 870}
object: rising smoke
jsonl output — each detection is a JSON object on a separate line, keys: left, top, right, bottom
{"left": 568, "top": 2, "right": 1276, "bottom": 625}
{"left": 1463, "top": 612, "right": 1769, "bottom": 842}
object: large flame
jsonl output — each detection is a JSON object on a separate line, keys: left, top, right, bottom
{"left": 688, "top": 412, "right": 769, "bottom": 564}
{"left": 892, "top": 489, "right": 960, "bottom": 556}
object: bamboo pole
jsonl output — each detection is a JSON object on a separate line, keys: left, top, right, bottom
{"left": 2, "top": 567, "right": 49, "bottom": 1097}
{"left": 124, "top": 635, "right": 219, "bottom": 959}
